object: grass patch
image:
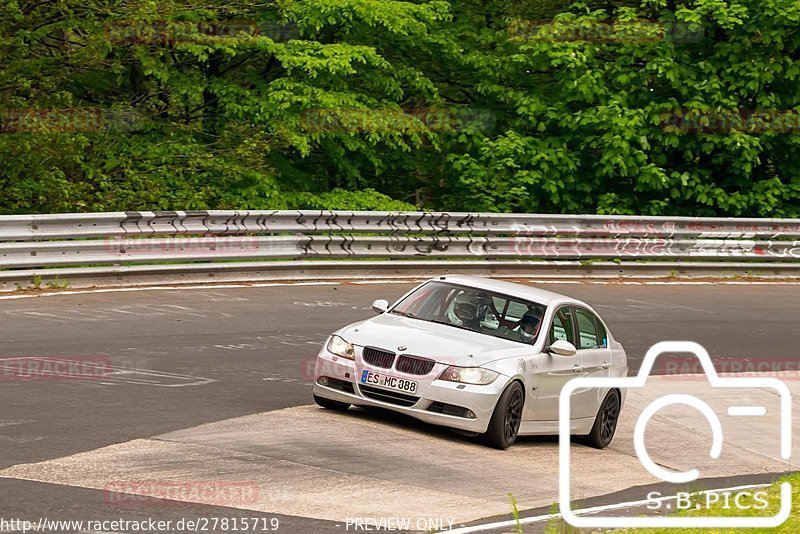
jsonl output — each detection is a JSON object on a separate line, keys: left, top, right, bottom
{"left": 508, "top": 493, "right": 523, "bottom": 534}
{"left": 545, "top": 473, "right": 799, "bottom": 533}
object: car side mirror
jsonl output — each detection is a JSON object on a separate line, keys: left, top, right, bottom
{"left": 546, "top": 340, "right": 577, "bottom": 357}
{"left": 371, "top": 299, "right": 389, "bottom": 314}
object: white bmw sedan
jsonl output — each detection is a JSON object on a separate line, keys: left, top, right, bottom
{"left": 312, "top": 275, "right": 627, "bottom": 449}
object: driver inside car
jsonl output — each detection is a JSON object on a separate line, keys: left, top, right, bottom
{"left": 497, "top": 308, "right": 542, "bottom": 343}
{"left": 449, "top": 291, "right": 492, "bottom": 331}
{"left": 516, "top": 309, "right": 542, "bottom": 342}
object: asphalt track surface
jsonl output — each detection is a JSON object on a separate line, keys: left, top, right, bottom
{"left": 0, "top": 280, "right": 799, "bottom": 533}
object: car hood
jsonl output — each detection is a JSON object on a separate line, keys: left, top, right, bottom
{"left": 338, "top": 313, "right": 529, "bottom": 366}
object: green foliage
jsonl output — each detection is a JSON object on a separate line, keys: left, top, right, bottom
{"left": 443, "top": 0, "right": 800, "bottom": 216}
{"left": 507, "top": 493, "right": 523, "bottom": 534}
{"left": 0, "top": 0, "right": 448, "bottom": 212}
{"left": 285, "top": 188, "right": 416, "bottom": 210}
{"left": 1, "top": 0, "right": 799, "bottom": 216}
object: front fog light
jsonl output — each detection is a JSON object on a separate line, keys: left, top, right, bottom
{"left": 327, "top": 335, "right": 355, "bottom": 360}
{"left": 438, "top": 366, "right": 499, "bottom": 385}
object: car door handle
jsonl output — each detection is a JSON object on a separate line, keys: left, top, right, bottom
{"left": 572, "top": 364, "right": 584, "bottom": 373}
{"left": 601, "top": 362, "right": 611, "bottom": 369}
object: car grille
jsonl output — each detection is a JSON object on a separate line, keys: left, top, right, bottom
{"left": 395, "top": 355, "right": 436, "bottom": 375}
{"left": 362, "top": 347, "right": 395, "bottom": 368}
{"left": 359, "top": 384, "right": 419, "bottom": 407}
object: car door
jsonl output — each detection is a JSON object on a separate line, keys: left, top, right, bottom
{"left": 529, "top": 305, "right": 583, "bottom": 421}
{"left": 572, "top": 306, "right": 613, "bottom": 419}
{"left": 491, "top": 297, "right": 543, "bottom": 420}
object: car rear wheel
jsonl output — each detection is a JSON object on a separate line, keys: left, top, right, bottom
{"left": 585, "top": 389, "right": 620, "bottom": 449}
{"left": 314, "top": 394, "right": 350, "bottom": 411}
{"left": 484, "top": 381, "right": 524, "bottom": 450}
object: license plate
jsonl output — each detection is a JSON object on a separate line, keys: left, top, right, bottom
{"left": 360, "top": 370, "right": 418, "bottom": 394}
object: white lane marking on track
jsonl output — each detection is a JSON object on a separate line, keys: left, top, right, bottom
{"left": 0, "top": 357, "right": 215, "bottom": 387}
{"left": 447, "top": 483, "right": 772, "bottom": 533}
{"left": 351, "top": 280, "right": 426, "bottom": 284}
{"left": 0, "top": 435, "right": 44, "bottom": 444}
{"left": 614, "top": 298, "right": 714, "bottom": 313}
{"left": 0, "top": 419, "right": 34, "bottom": 427}
{"left": 0, "top": 281, "right": 340, "bottom": 300}
{"left": 10, "top": 311, "right": 70, "bottom": 319}
{"left": 293, "top": 301, "right": 350, "bottom": 307}
{"left": 262, "top": 376, "right": 307, "bottom": 384}
{"left": 103, "top": 307, "right": 154, "bottom": 317}
{"left": 0, "top": 279, "right": 798, "bottom": 301}
{"left": 525, "top": 280, "right": 583, "bottom": 284}
{"left": 4, "top": 304, "right": 230, "bottom": 322}
{"left": 107, "top": 334, "right": 326, "bottom": 358}
{"left": 194, "top": 291, "right": 249, "bottom": 302}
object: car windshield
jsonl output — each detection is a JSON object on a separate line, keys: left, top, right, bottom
{"left": 390, "top": 281, "right": 547, "bottom": 345}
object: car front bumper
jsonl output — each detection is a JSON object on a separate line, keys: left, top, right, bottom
{"left": 311, "top": 347, "right": 511, "bottom": 434}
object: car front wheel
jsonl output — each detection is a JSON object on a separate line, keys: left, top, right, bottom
{"left": 314, "top": 394, "right": 350, "bottom": 411}
{"left": 484, "top": 381, "right": 524, "bottom": 450}
{"left": 585, "top": 389, "right": 620, "bottom": 449}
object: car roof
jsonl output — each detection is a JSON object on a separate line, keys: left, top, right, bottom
{"left": 430, "top": 275, "right": 585, "bottom": 307}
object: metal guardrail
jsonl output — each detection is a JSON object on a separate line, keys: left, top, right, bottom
{"left": 2, "top": 210, "right": 800, "bottom": 240}
{"left": 0, "top": 210, "right": 798, "bottom": 288}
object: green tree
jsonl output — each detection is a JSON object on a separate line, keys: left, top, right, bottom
{"left": 442, "top": 0, "right": 800, "bottom": 216}
{"left": 1, "top": 0, "right": 799, "bottom": 217}
{"left": 0, "top": 0, "right": 451, "bottom": 212}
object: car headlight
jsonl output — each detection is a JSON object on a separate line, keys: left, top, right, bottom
{"left": 438, "top": 366, "right": 499, "bottom": 385}
{"left": 326, "top": 335, "right": 355, "bottom": 360}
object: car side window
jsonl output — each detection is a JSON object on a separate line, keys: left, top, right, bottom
{"left": 575, "top": 308, "right": 608, "bottom": 349}
{"left": 595, "top": 317, "right": 608, "bottom": 348}
{"left": 549, "top": 307, "right": 576, "bottom": 345}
